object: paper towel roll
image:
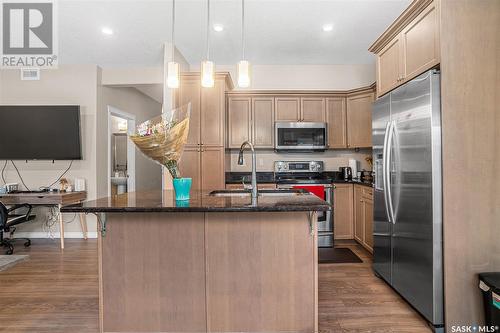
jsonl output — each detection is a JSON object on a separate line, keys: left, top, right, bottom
{"left": 349, "top": 159, "right": 358, "bottom": 179}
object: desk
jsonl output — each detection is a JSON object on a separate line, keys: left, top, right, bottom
{"left": 0, "top": 191, "right": 87, "bottom": 249}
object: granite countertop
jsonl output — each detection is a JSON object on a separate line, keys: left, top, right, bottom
{"left": 332, "top": 179, "right": 374, "bottom": 188}
{"left": 60, "top": 190, "right": 331, "bottom": 213}
{"left": 225, "top": 172, "right": 374, "bottom": 188}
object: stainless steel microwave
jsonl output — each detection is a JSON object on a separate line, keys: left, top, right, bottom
{"left": 275, "top": 122, "right": 327, "bottom": 151}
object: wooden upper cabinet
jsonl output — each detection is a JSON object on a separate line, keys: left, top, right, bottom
{"left": 377, "top": 37, "right": 402, "bottom": 97}
{"left": 252, "top": 97, "right": 274, "bottom": 148}
{"left": 275, "top": 97, "right": 300, "bottom": 122}
{"left": 228, "top": 97, "right": 251, "bottom": 148}
{"left": 178, "top": 146, "right": 201, "bottom": 190}
{"left": 179, "top": 79, "right": 201, "bottom": 146}
{"left": 326, "top": 97, "right": 347, "bottom": 148}
{"left": 201, "top": 78, "right": 225, "bottom": 146}
{"left": 201, "top": 146, "right": 225, "bottom": 191}
{"left": 301, "top": 98, "right": 326, "bottom": 122}
{"left": 333, "top": 184, "right": 354, "bottom": 240}
{"left": 370, "top": 0, "right": 440, "bottom": 98}
{"left": 346, "top": 92, "right": 374, "bottom": 148}
{"left": 401, "top": 1, "right": 440, "bottom": 81}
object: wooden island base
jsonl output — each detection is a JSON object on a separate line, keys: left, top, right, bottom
{"left": 99, "top": 211, "right": 318, "bottom": 333}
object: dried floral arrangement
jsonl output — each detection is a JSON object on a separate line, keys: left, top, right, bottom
{"left": 129, "top": 103, "right": 191, "bottom": 179}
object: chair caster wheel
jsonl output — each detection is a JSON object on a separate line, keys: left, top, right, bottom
{"left": 24, "top": 240, "right": 31, "bottom": 247}
{"left": 5, "top": 248, "right": 13, "bottom": 255}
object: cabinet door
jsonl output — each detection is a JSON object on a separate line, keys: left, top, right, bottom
{"left": 333, "top": 184, "right": 354, "bottom": 239}
{"left": 401, "top": 0, "right": 439, "bottom": 82}
{"left": 252, "top": 97, "right": 274, "bottom": 148}
{"left": 228, "top": 97, "right": 251, "bottom": 148}
{"left": 354, "top": 186, "right": 364, "bottom": 243}
{"left": 201, "top": 147, "right": 225, "bottom": 191}
{"left": 179, "top": 79, "right": 201, "bottom": 145}
{"left": 376, "top": 36, "right": 402, "bottom": 97}
{"left": 363, "top": 198, "right": 374, "bottom": 253}
{"left": 275, "top": 97, "right": 300, "bottom": 122}
{"left": 346, "top": 92, "right": 374, "bottom": 148}
{"left": 179, "top": 147, "right": 201, "bottom": 191}
{"left": 201, "top": 78, "right": 225, "bottom": 146}
{"left": 326, "top": 97, "right": 347, "bottom": 148}
{"left": 301, "top": 98, "right": 326, "bottom": 122}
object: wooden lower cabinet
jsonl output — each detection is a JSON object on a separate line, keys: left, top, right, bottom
{"left": 363, "top": 198, "right": 374, "bottom": 251}
{"left": 333, "top": 184, "right": 354, "bottom": 239}
{"left": 178, "top": 146, "right": 225, "bottom": 192}
{"left": 353, "top": 184, "right": 374, "bottom": 252}
{"left": 101, "top": 211, "right": 317, "bottom": 333}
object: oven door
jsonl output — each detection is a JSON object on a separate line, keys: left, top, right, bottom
{"left": 277, "top": 183, "right": 333, "bottom": 248}
{"left": 275, "top": 122, "right": 327, "bottom": 151}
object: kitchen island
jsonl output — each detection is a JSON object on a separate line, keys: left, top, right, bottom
{"left": 62, "top": 189, "right": 330, "bottom": 333}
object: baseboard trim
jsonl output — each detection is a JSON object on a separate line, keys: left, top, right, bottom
{"left": 12, "top": 232, "right": 98, "bottom": 239}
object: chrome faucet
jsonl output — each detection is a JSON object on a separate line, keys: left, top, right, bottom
{"left": 238, "top": 141, "right": 258, "bottom": 199}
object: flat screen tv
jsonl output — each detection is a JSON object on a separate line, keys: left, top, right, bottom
{"left": 0, "top": 105, "right": 82, "bottom": 160}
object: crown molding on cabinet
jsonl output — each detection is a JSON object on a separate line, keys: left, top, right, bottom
{"left": 226, "top": 82, "right": 376, "bottom": 97}
{"left": 180, "top": 72, "right": 234, "bottom": 90}
{"left": 368, "top": 0, "right": 434, "bottom": 53}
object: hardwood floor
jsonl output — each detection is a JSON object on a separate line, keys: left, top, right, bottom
{"left": 0, "top": 239, "right": 430, "bottom": 333}
{"left": 318, "top": 241, "right": 431, "bottom": 333}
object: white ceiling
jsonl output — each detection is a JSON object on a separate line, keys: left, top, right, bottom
{"left": 59, "top": 0, "right": 411, "bottom": 67}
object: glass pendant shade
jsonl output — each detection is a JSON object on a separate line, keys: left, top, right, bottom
{"left": 237, "top": 60, "right": 251, "bottom": 88}
{"left": 201, "top": 60, "right": 215, "bottom": 87}
{"left": 167, "top": 61, "right": 180, "bottom": 88}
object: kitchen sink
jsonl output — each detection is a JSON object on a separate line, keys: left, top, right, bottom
{"left": 209, "top": 189, "right": 305, "bottom": 197}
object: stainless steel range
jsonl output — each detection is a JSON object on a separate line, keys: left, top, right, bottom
{"left": 274, "top": 161, "right": 333, "bottom": 247}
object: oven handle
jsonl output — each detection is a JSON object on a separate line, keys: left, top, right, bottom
{"left": 277, "top": 184, "right": 333, "bottom": 189}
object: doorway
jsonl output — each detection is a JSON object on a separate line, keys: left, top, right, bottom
{"left": 107, "top": 106, "right": 136, "bottom": 196}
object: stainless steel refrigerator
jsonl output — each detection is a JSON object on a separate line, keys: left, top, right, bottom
{"left": 372, "top": 70, "right": 444, "bottom": 331}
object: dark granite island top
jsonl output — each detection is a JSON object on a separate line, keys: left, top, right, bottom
{"left": 60, "top": 189, "right": 331, "bottom": 213}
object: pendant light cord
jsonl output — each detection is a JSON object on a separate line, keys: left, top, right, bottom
{"left": 171, "top": 0, "right": 176, "bottom": 61}
{"left": 241, "top": 0, "right": 245, "bottom": 60}
{"left": 206, "top": 0, "right": 210, "bottom": 60}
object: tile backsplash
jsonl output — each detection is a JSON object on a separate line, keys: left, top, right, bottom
{"left": 227, "top": 149, "right": 373, "bottom": 172}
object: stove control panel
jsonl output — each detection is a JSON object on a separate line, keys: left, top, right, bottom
{"left": 274, "top": 161, "right": 324, "bottom": 173}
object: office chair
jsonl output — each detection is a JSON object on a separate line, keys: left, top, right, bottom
{"left": 0, "top": 201, "right": 35, "bottom": 255}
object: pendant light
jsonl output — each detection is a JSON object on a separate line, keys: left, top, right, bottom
{"left": 201, "top": 0, "right": 215, "bottom": 88}
{"left": 167, "top": 0, "right": 179, "bottom": 88}
{"left": 237, "top": 0, "right": 250, "bottom": 88}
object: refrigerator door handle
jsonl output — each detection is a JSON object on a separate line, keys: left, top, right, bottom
{"left": 382, "top": 121, "right": 392, "bottom": 223}
{"left": 386, "top": 120, "right": 396, "bottom": 224}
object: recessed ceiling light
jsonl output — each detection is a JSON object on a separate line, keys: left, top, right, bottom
{"left": 101, "top": 27, "right": 114, "bottom": 35}
{"left": 213, "top": 24, "right": 224, "bottom": 32}
{"left": 322, "top": 24, "right": 334, "bottom": 32}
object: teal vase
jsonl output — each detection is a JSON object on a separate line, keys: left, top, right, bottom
{"left": 173, "top": 178, "right": 192, "bottom": 201}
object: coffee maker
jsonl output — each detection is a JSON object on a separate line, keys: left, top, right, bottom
{"left": 339, "top": 167, "right": 352, "bottom": 180}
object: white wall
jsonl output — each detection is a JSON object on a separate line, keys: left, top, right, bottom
{"left": 190, "top": 64, "right": 375, "bottom": 90}
{"left": 0, "top": 65, "right": 99, "bottom": 237}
